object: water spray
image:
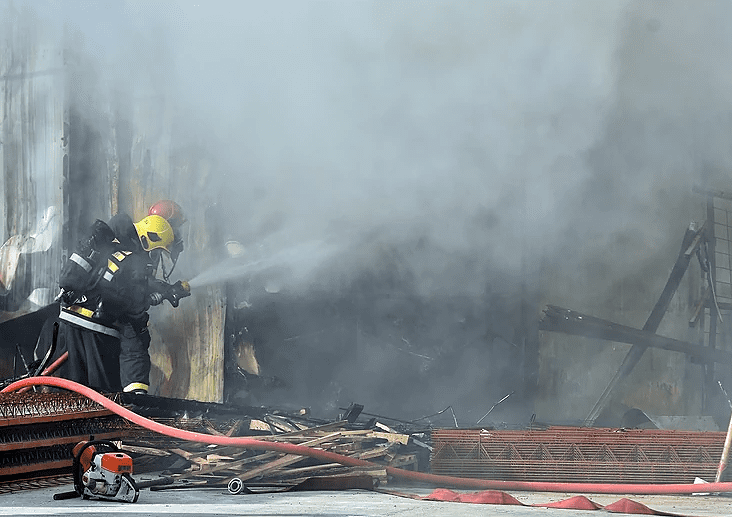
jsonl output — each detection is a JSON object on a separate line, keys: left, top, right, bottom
{"left": 187, "top": 239, "right": 342, "bottom": 291}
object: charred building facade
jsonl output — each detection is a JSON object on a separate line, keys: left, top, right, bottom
{"left": 1, "top": 2, "right": 732, "bottom": 432}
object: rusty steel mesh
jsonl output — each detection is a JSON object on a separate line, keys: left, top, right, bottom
{"left": 430, "top": 427, "right": 728, "bottom": 484}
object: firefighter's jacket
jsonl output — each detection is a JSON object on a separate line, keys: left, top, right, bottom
{"left": 59, "top": 220, "right": 150, "bottom": 339}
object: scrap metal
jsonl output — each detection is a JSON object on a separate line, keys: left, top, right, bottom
{"left": 430, "top": 427, "right": 727, "bottom": 484}
{"left": 0, "top": 392, "right": 132, "bottom": 481}
{"left": 539, "top": 305, "right": 732, "bottom": 365}
{"left": 538, "top": 216, "right": 726, "bottom": 425}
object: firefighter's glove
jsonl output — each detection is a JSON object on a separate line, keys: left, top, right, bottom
{"left": 149, "top": 280, "right": 190, "bottom": 308}
{"left": 167, "top": 280, "right": 191, "bottom": 307}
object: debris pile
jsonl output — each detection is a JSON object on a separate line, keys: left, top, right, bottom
{"left": 120, "top": 402, "right": 430, "bottom": 491}
{"left": 0, "top": 391, "right": 431, "bottom": 492}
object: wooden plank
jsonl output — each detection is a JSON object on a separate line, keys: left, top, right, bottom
{"left": 388, "top": 453, "right": 417, "bottom": 469}
{"left": 231, "top": 433, "right": 341, "bottom": 481}
{"left": 374, "top": 422, "right": 397, "bottom": 433}
{"left": 260, "top": 463, "right": 345, "bottom": 478}
{"left": 225, "top": 419, "right": 245, "bottom": 437}
{"left": 366, "top": 431, "right": 409, "bottom": 445}
{"left": 352, "top": 443, "right": 398, "bottom": 460}
{"left": 171, "top": 432, "right": 341, "bottom": 481}
{"left": 252, "top": 420, "right": 348, "bottom": 440}
{"left": 265, "top": 415, "right": 300, "bottom": 433}
{"left": 167, "top": 448, "right": 196, "bottom": 460}
{"left": 205, "top": 453, "right": 235, "bottom": 462}
{"left": 284, "top": 468, "right": 388, "bottom": 487}
{"left": 249, "top": 419, "right": 272, "bottom": 432}
{"left": 164, "top": 444, "right": 248, "bottom": 461}
{"left": 203, "top": 418, "right": 227, "bottom": 436}
{"left": 173, "top": 451, "right": 281, "bottom": 480}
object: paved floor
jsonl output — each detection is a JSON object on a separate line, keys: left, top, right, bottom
{"left": 2, "top": 481, "right": 732, "bottom": 516}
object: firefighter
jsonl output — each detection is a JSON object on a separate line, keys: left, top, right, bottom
{"left": 128, "top": 200, "right": 188, "bottom": 393}
{"left": 107, "top": 209, "right": 190, "bottom": 394}
{"left": 37, "top": 215, "right": 186, "bottom": 392}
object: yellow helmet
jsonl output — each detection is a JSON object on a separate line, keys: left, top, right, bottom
{"left": 133, "top": 215, "right": 175, "bottom": 253}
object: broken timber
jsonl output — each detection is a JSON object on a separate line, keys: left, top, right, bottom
{"left": 118, "top": 410, "right": 423, "bottom": 491}
{"left": 540, "top": 222, "right": 711, "bottom": 425}
{"left": 539, "top": 305, "right": 732, "bottom": 365}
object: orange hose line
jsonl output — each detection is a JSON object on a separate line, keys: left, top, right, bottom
{"left": 4, "top": 376, "right": 732, "bottom": 495}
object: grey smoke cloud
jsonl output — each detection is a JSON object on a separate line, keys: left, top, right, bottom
{"left": 12, "top": 0, "right": 732, "bottom": 418}
{"left": 19, "top": 1, "right": 732, "bottom": 287}
{"left": 17, "top": 1, "right": 628, "bottom": 278}
{"left": 167, "top": 0, "right": 632, "bottom": 295}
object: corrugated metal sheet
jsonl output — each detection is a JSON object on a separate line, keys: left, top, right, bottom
{"left": 0, "top": 10, "right": 223, "bottom": 401}
{"left": 0, "top": 18, "right": 65, "bottom": 316}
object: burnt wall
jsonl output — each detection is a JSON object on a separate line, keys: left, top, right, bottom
{"left": 535, "top": 2, "right": 732, "bottom": 426}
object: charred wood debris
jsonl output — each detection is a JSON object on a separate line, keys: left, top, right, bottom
{"left": 120, "top": 398, "right": 431, "bottom": 492}
{"left": 0, "top": 392, "right": 434, "bottom": 493}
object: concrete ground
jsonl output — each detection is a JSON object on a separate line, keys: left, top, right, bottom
{"left": 2, "top": 481, "right": 732, "bottom": 517}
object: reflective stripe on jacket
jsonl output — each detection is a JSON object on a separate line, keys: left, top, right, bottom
{"left": 59, "top": 305, "right": 121, "bottom": 338}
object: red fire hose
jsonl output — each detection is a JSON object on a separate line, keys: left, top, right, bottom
{"left": 4, "top": 376, "right": 732, "bottom": 495}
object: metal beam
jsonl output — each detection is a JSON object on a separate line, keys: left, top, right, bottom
{"left": 692, "top": 185, "right": 732, "bottom": 201}
{"left": 579, "top": 224, "right": 702, "bottom": 424}
{"left": 539, "top": 305, "right": 732, "bottom": 365}
{"left": 704, "top": 195, "right": 718, "bottom": 412}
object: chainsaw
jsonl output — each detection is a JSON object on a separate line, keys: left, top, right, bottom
{"left": 55, "top": 439, "right": 139, "bottom": 503}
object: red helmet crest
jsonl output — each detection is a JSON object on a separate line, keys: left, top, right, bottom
{"left": 148, "top": 200, "right": 185, "bottom": 229}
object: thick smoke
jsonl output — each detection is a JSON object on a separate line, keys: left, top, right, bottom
{"left": 179, "top": 1, "right": 629, "bottom": 288}
{"left": 13, "top": 1, "right": 732, "bottom": 422}
{"left": 558, "top": 1, "right": 732, "bottom": 288}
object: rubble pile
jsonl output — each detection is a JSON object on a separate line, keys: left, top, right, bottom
{"left": 120, "top": 403, "right": 430, "bottom": 491}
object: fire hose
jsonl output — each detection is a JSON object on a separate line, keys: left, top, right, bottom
{"left": 4, "top": 376, "right": 732, "bottom": 495}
